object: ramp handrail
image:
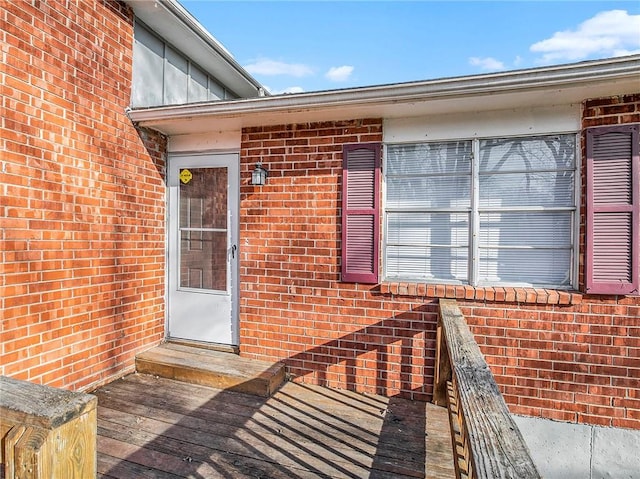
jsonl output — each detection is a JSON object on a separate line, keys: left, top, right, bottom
{"left": 433, "top": 299, "right": 541, "bottom": 479}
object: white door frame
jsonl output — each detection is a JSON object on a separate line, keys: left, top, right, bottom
{"left": 166, "top": 152, "right": 239, "bottom": 346}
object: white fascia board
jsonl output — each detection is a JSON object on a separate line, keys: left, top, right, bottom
{"left": 128, "top": 55, "right": 640, "bottom": 135}
{"left": 124, "top": 0, "right": 265, "bottom": 98}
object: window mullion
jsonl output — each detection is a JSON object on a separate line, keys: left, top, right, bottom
{"left": 470, "top": 139, "right": 480, "bottom": 286}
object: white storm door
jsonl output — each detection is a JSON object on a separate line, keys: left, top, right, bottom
{"left": 168, "top": 154, "right": 239, "bottom": 345}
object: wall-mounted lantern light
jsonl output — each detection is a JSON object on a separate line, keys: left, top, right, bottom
{"left": 251, "top": 163, "right": 268, "bottom": 186}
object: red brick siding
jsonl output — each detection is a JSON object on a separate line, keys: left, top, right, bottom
{"left": 582, "top": 94, "right": 640, "bottom": 128}
{"left": 0, "top": 1, "right": 166, "bottom": 391}
{"left": 240, "top": 110, "right": 640, "bottom": 429}
{"left": 463, "top": 297, "right": 640, "bottom": 429}
{"left": 239, "top": 120, "right": 440, "bottom": 400}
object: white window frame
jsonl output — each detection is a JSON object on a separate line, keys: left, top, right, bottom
{"left": 383, "top": 133, "right": 580, "bottom": 289}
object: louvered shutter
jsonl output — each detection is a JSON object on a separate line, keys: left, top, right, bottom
{"left": 586, "top": 124, "right": 639, "bottom": 295}
{"left": 342, "top": 143, "right": 381, "bottom": 283}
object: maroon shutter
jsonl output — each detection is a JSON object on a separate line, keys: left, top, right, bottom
{"left": 586, "top": 124, "right": 639, "bottom": 295}
{"left": 342, "top": 143, "right": 381, "bottom": 283}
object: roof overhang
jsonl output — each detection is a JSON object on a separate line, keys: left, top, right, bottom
{"left": 128, "top": 55, "right": 640, "bottom": 136}
{"left": 123, "top": 0, "right": 265, "bottom": 98}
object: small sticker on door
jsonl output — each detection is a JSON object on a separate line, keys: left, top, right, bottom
{"left": 179, "top": 169, "right": 193, "bottom": 184}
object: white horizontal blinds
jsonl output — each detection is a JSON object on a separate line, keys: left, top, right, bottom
{"left": 386, "top": 142, "right": 471, "bottom": 282}
{"left": 586, "top": 125, "right": 639, "bottom": 294}
{"left": 477, "top": 135, "right": 575, "bottom": 286}
{"left": 386, "top": 213, "right": 469, "bottom": 280}
{"left": 478, "top": 212, "right": 572, "bottom": 285}
{"left": 478, "top": 136, "right": 575, "bottom": 207}
{"left": 384, "top": 135, "right": 577, "bottom": 288}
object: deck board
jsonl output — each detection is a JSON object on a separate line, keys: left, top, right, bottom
{"left": 96, "top": 374, "right": 455, "bottom": 479}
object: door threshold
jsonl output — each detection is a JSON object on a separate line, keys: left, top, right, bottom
{"left": 166, "top": 338, "right": 239, "bottom": 355}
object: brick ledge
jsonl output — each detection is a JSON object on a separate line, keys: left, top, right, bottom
{"left": 379, "top": 282, "right": 583, "bottom": 305}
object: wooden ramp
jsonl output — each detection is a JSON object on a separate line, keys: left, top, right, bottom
{"left": 95, "top": 374, "right": 455, "bottom": 479}
{"left": 135, "top": 342, "right": 286, "bottom": 397}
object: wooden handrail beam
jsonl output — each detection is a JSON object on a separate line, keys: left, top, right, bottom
{"left": 434, "top": 299, "right": 541, "bottom": 479}
{"left": 0, "top": 376, "right": 97, "bottom": 479}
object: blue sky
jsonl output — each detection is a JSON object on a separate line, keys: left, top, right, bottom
{"left": 181, "top": 1, "right": 640, "bottom": 94}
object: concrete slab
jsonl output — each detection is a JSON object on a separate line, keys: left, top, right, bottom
{"left": 513, "top": 415, "right": 591, "bottom": 479}
{"left": 514, "top": 415, "right": 640, "bottom": 479}
{"left": 592, "top": 426, "right": 640, "bottom": 479}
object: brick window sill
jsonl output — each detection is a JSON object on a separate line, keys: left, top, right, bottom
{"left": 379, "top": 282, "right": 583, "bottom": 305}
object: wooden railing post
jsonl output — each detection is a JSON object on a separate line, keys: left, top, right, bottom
{"left": 0, "top": 376, "right": 97, "bottom": 479}
{"left": 433, "top": 313, "right": 452, "bottom": 407}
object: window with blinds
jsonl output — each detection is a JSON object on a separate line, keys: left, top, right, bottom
{"left": 385, "top": 134, "right": 577, "bottom": 288}
{"left": 385, "top": 141, "right": 471, "bottom": 282}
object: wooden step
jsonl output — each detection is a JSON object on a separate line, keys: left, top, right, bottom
{"left": 135, "top": 342, "right": 286, "bottom": 397}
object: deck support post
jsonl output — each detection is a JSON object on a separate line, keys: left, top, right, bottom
{"left": 433, "top": 314, "right": 452, "bottom": 407}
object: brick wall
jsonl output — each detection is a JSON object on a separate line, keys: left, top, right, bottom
{"left": 240, "top": 120, "right": 442, "bottom": 401}
{"left": 239, "top": 108, "right": 640, "bottom": 429}
{"left": 462, "top": 297, "right": 639, "bottom": 429}
{"left": 0, "top": 1, "right": 166, "bottom": 391}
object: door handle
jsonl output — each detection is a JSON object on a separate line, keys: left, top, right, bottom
{"left": 231, "top": 244, "right": 237, "bottom": 259}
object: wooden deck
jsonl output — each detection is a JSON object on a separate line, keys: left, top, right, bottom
{"left": 95, "top": 374, "right": 455, "bottom": 479}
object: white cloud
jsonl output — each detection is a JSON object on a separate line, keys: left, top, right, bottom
{"left": 468, "top": 57, "right": 505, "bottom": 71}
{"left": 325, "top": 65, "right": 354, "bottom": 82}
{"left": 244, "top": 58, "right": 314, "bottom": 77}
{"left": 530, "top": 10, "right": 640, "bottom": 62}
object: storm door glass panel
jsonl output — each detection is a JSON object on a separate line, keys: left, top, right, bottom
{"left": 179, "top": 167, "right": 228, "bottom": 291}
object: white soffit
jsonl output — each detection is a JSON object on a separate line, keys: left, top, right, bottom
{"left": 129, "top": 56, "right": 640, "bottom": 136}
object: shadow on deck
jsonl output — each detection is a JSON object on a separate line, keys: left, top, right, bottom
{"left": 95, "top": 373, "right": 455, "bottom": 479}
